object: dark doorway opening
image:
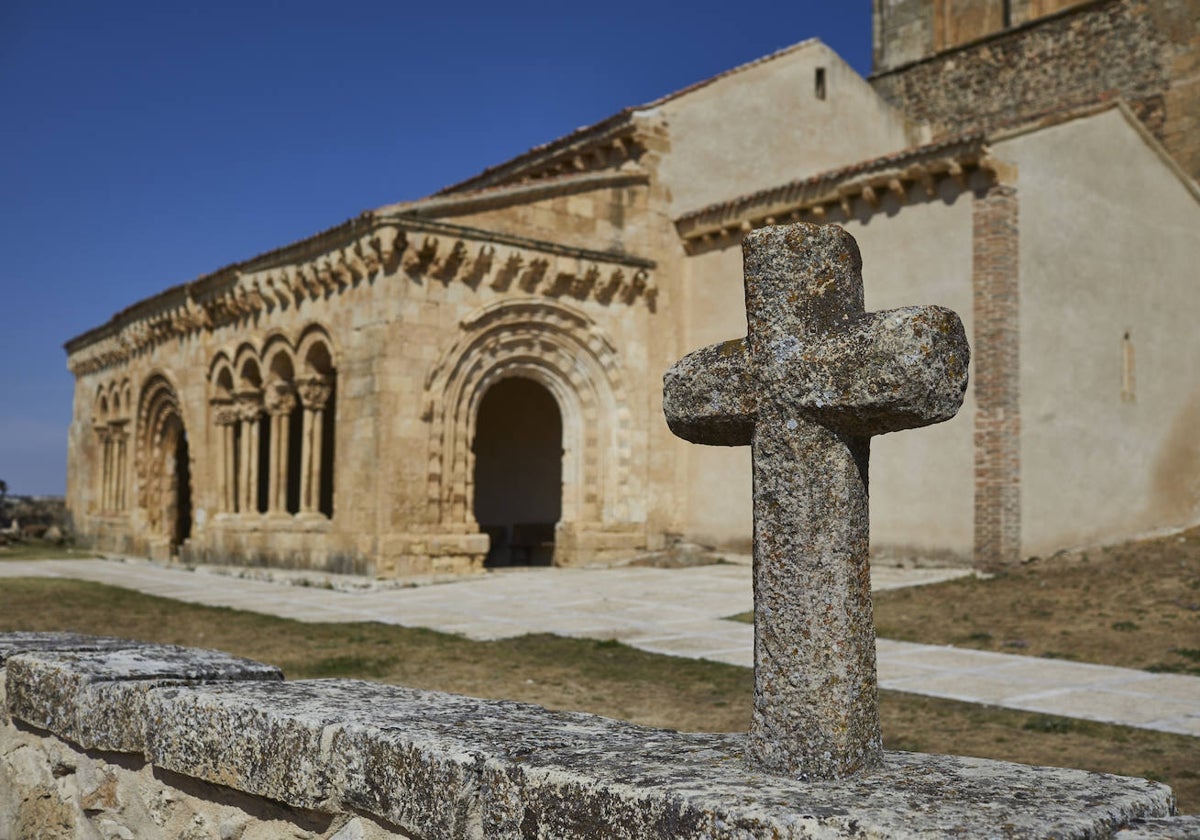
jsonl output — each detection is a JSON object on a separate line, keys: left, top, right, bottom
{"left": 171, "top": 428, "right": 192, "bottom": 553}
{"left": 473, "top": 378, "right": 562, "bottom": 567}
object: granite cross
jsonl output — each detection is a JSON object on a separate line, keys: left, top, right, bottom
{"left": 663, "top": 223, "right": 969, "bottom": 780}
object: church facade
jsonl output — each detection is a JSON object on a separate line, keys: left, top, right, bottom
{"left": 65, "top": 0, "right": 1200, "bottom": 573}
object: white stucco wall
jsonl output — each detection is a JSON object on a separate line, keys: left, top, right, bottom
{"left": 848, "top": 188, "right": 976, "bottom": 559}
{"left": 678, "top": 186, "right": 976, "bottom": 557}
{"left": 647, "top": 40, "right": 919, "bottom": 218}
{"left": 677, "top": 244, "right": 754, "bottom": 549}
{"left": 999, "top": 107, "right": 1200, "bottom": 554}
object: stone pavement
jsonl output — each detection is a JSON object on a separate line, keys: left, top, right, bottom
{"left": 2, "top": 557, "right": 1197, "bottom": 737}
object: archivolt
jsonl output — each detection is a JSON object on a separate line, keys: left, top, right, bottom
{"left": 423, "top": 300, "right": 634, "bottom": 528}
{"left": 135, "top": 372, "right": 189, "bottom": 532}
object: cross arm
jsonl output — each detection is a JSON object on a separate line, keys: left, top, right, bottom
{"left": 662, "top": 338, "right": 756, "bottom": 446}
{"left": 781, "top": 305, "right": 970, "bottom": 437}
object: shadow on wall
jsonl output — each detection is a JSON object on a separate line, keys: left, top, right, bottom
{"left": 1150, "top": 386, "right": 1200, "bottom": 524}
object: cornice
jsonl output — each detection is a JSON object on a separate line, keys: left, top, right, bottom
{"left": 675, "top": 134, "right": 1000, "bottom": 253}
{"left": 433, "top": 38, "right": 823, "bottom": 198}
{"left": 383, "top": 168, "right": 650, "bottom": 220}
{"left": 65, "top": 215, "right": 656, "bottom": 377}
{"left": 433, "top": 113, "right": 666, "bottom": 197}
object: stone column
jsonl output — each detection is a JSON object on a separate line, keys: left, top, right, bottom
{"left": 234, "top": 389, "right": 263, "bottom": 514}
{"left": 224, "top": 421, "right": 237, "bottom": 512}
{"left": 264, "top": 381, "right": 297, "bottom": 516}
{"left": 112, "top": 421, "right": 128, "bottom": 511}
{"left": 95, "top": 426, "right": 111, "bottom": 513}
{"left": 296, "top": 376, "right": 331, "bottom": 515}
{"left": 211, "top": 400, "right": 237, "bottom": 513}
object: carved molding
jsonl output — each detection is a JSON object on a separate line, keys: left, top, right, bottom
{"left": 264, "top": 380, "right": 298, "bottom": 416}
{"left": 296, "top": 376, "right": 332, "bottom": 411}
{"left": 67, "top": 217, "right": 656, "bottom": 376}
{"left": 675, "top": 134, "right": 999, "bottom": 252}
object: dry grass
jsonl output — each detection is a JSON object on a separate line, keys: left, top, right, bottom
{"left": 1, "top": 573, "right": 1197, "bottom": 812}
{"left": 0, "top": 542, "right": 95, "bottom": 561}
{"left": 873, "top": 526, "right": 1200, "bottom": 674}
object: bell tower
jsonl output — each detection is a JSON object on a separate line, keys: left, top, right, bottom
{"left": 872, "top": 0, "right": 1090, "bottom": 73}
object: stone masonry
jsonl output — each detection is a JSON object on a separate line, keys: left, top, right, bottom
{"left": 0, "top": 633, "right": 1185, "bottom": 838}
{"left": 871, "top": 0, "right": 1200, "bottom": 183}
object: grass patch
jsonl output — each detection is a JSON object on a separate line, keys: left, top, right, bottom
{"left": 0, "top": 576, "right": 1196, "bottom": 812}
{"left": 873, "top": 526, "right": 1200, "bottom": 673}
{"left": 0, "top": 542, "right": 94, "bottom": 561}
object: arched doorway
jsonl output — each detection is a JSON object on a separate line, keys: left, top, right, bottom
{"left": 138, "top": 375, "right": 193, "bottom": 558}
{"left": 472, "top": 377, "right": 562, "bottom": 566}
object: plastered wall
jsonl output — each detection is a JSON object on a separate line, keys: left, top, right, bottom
{"left": 678, "top": 188, "right": 977, "bottom": 557}
{"left": 651, "top": 41, "right": 920, "bottom": 218}
{"left": 1001, "top": 108, "right": 1200, "bottom": 554}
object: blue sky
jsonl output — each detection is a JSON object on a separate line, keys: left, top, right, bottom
{"left": 0, "top": 2, "right": 871, "bottom": 496}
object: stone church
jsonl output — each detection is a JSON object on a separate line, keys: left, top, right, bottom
{"left": 65, "top": 0, "right": 1200, "bottom": 574}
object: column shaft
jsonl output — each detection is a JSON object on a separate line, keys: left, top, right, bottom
{"left": 300, "top": 409, "right": 316, "bottom": 513}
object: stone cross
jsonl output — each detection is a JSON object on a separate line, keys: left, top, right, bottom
{"left": 663, "top": 223, "right": 969, "bottom": 780}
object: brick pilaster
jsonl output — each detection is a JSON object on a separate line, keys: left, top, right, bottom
{"left": 972, "top": 183, "right": 1021, "bottom": 569}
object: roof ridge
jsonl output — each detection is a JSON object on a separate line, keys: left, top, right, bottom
{"left": 433, "top": 37, "right": 823, "bottom": 197}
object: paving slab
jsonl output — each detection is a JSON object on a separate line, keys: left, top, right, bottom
{"left": 2, "top": 557, "right": 1198, "bottom": 736}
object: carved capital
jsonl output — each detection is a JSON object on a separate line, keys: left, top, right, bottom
{"left": 233, "top": 387, "right": 263, "bottom": 422}
{"left": 296, "top": 376, "right": 332, "bottom": 411}
{"left": 210, "top": 397, "right": 239, "bottom": 426}
{"left": 214, "top": 406, "right": 241, "bottom": 426}
{"left": 264, "top": 380, "right": 298, "bottom": 416}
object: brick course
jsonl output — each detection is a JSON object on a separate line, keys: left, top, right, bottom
{"left": 972, "top": 184, "right": 1021, "bottom": 569}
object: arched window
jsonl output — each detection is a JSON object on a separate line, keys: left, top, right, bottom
{"left": 93, "top": 384, "right": 131, "bottom": 514}
{"left": 209, "top": 361, "right": 238, "bottom": 512}
{"left": 209, "top": 326, "right": 333, "bottom": 520}
{"left": 264, "top": 346, "right": 299, "bottom": 515}
{"left": 234, "top": 356, "right": 266, "bottom": 514}
{"left": 296, "top": 330, "right": 336, "bottom": 518}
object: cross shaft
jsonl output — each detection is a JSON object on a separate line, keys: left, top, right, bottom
{"left": 663, "top": 223, "right": 969, "bottom": 779}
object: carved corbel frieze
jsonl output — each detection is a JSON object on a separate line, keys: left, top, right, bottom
{"left": 490, "top": 252, "right": 523, "bottom": 292}
{"left": 571, "top": 266, "right": 600, "bottom": 299}
{"left": 338, "top": 246, "right": 364, "bottom": 282}
{"left": 518, "top": 258, "right": 549, "bottom": 293}
{"left": 402, "top": 236, "right": 439, "bottom": 278}
{"left": 372, "top": 225, "right": 404, "bottom": 272}
{"left": 355, "top": 237, "right": 380, "bottom": 275}
{"left": 594, "top": 269, "right": 624, "bottom": 304}
{"left": 331, "top": 256, "right": 354, "bottom": 287}
{"left": 620, "top": 269, "right": 648, "bottom": 305}
{"left": 246, "top": 280, "right": 267, "bottom": 312}
{"left": 544, "top": 271, "right": 574, "bottom": 297}
{"left": 263, "top": 273, "right": 291, "bottom": 309}
{"left": 462, "top": 245, "right": 494, "bottom": 288}
{"left": 311, "top": 259, "right": 331, "bottom": 293}
{"left": 431, "top": 240, "right": 468, "bottom": 282}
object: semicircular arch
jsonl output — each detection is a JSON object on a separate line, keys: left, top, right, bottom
{"left": 134, "top": 371, "right": 195, "bottom": 549}
{"left": 423, "top": 300, "right": 635, "bottom": 530}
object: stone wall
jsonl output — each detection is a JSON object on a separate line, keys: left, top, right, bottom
{"left": 1, "top": 632, "right": 1187, "bottom": 839}
{"left": 871, "top": 0, "right": 1200, "bottom": 183}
